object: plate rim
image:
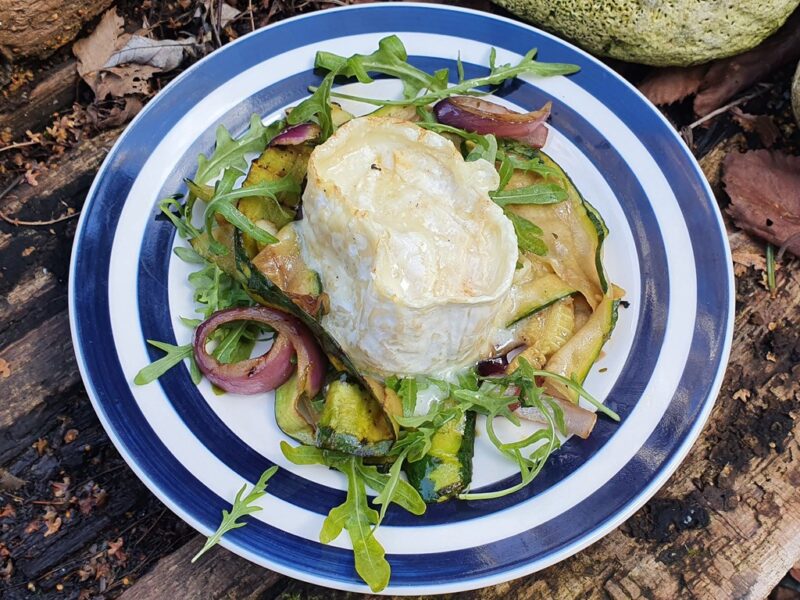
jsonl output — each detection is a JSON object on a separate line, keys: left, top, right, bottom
{"left": 68, "top": 2, "right": 735, "bottom": 594}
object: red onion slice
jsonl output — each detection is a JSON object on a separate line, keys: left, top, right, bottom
{"left": 515, "top": 397, "right": 597, "bottom": 439}
{"left": 193, "top": 306, "right": 326, "bottom": 396}
{"left": 271, "top": 123, "right": 321, "bottom": 146}
{"left": 433, "top": 96, "right": 551, "bottom": 148}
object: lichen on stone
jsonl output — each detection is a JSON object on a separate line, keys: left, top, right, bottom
{"left": 492, "top": 0, "right": 800, "bottom": 66}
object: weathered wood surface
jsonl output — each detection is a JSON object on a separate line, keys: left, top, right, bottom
{"left": 0, "top": 60, "right": 79, "bottom": 140}
{"left": 1, "top": 6, "right": 799, "bottom": 600}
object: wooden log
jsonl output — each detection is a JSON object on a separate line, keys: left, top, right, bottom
{"left": 117, "top": 538, "right": 283, "bottom": 600}
{"left": 0, "top": 129, "right": 194, "bottom": 600}
{"left": 0, "top": 0, "right": 114, "bottom": 61}
{"left": 0, "top": 60, "right": 79, "bottom": 141}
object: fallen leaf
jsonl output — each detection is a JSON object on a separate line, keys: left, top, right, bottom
{"left": 43, "top": 508, "right": 62, "bottom": 537}
{"left": 63, "top": 429, "right": 79, "bottom": 444}
{"left": 95, "top": 65, "right": 159, "bottom": 99}
{"left": 205, "top": 0, "right": 241, "bottom": 28}
{"left": 0, "top": 558, "right": 12, "bottom": 580}
{"left": 21, "top": 246, "right": 34, "bottom": 257}
{"left": 73, "top": 9, "right": 125, "bottom": 95}
{"left": 78, "top": 483, "right": 108, "bottom": 515}
{"left": 638, "top": 64, "right": 709, "bottom": 106}
{"left": 104, "top": 35, "right": 196, "bottom": 71}
{"left": 694, "top": 11, "right": 800, "bottom": 116}
{"left": 89, "top": 97, "right": 144, "bottom": 130}
{"left": 24, "top": 168, "right": 39, "bottom": 187}
{"left": 0, "top": 469, "right": 26, "bottom": 491}
{"left": 724, "top": 150, "right": 800, "bottom": 257}
{"left": 729, "top": 230, "right": 767, "bottom": 272}
{"left": 107, "top": 538, "right": 127, "bottom": 564}
{"left": 730, "top": 108, "right": 780, "bottom": 148}
{"left": 51, "top": 477, "right": 71, "bottom": 498}
{"left": 24, "top": 520, "right": 41, "bottom": 534}
{"left": 0, "top": 358, "right": 9, "bottom": 378}
{"left": 32, "top": 438, "right": 48, "bottom": 455}
{"left": 77, "top": 563, "right": 95, "bottom": 582}
{"left": 0, "top": 504, "right": 16, "bottom": 519}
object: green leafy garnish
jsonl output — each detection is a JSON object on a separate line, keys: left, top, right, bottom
{"left": 133, "top": 341, "right": 194, "bottom": 385}
{"left": 194, "top": 114, "right": 275, "bottom": 188}
{"left": 321, "top": 457, "right": 390, "bottom": 592}
{"left": 316, "top": 35, "right": 448, "bottom": 100}
{"left": 319, "top": 43, "right": 579, "bottom": 108}
{"left": 504, "top": 210, "right": 548, "bottom": 256}
{"left": 397, "top": 378, "right": 418, "bottom": 417}
{"left": 280, "top": 441, "right": 426, "bottom": 593}
{"left": 287, "top": 68, "right": 341, "bottom": 142}
{"left": 192, "top": 466, "right": 279, "bottom": 562}
{"left": 357, "top": 458, "right": 426, "bottom": 521}
{"left": 490, "top": 183, "right": 567, "bottom": 206}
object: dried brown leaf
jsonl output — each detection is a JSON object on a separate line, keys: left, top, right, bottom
{"left": 694, "top": 12, "right": 800, "bottom": 116}
{"left": 95, "top": 65, "right": 159, "bottom": 100}
{"left": 51, "top": 477, "right": 71, "bottom": 498}
{"left": 638, "top": 65, "right": 709, "bottom": 106}
{"left": 730, "top": 108, "right": 780, "bottom": 148}
{"left": 729, "top": 230, "right": 768, "bottom": 272}
{"left": 105, "top": 36, "right": 196, "bottom": 71}
{"left": 0, "top": 504, "right": 16, "bottom": 519}
{"left": 43, "top": 508, "right": 61, "bottom": 537}
{"left": 0, "top": 358, "right": 9, "bottom": 378}
{"left": 24, "top": 521, "right": 40, "bottom": 535}
{"left": 73, "top": 10, "right": 125, "bottom": 95}
{"left": 63, "top": 429, "right": 79, "bottom": 444}
{"left": 32, "top": 438, "right": 48, "bottom": 455}
{"left": 0, "top": 469, "right": 26, "bottom": 491}
{"left": 724, "top": 150, "right": 800, "bottom": 257}
{"left": 107, "top": 537, "right": 127, "bottom": 564}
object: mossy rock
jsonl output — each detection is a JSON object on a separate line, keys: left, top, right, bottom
{"left": 492, "top": 0, "right": 800, "bottom": 66}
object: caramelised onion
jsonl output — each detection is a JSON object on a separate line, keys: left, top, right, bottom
{"left": 271, "top": 123, "right": 320, "bottom": 146}
{"left": 476, "top": 354, "right": 509, "bottom": 377}
{"left": 433, "top": 96, "right": 552, "bottom": 148}
{"left": 514, "top": 397, "right": 597, "bottom": 439}
{"left": 193, "top": 306, "right": 326, "bottom": 396}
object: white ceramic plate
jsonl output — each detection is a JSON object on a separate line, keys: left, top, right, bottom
{"left": 70, "top": 4, "right": 734, "bottom": 594}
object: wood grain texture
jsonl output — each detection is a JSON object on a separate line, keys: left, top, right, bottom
{"left": 0, "top": 60, "right": 79, "bottom": 140}
{"left": 0, "top": 0, "right": 114, "bottom": 60}
{"left": 117, "top": 538, "right": 284, "bottom": 600}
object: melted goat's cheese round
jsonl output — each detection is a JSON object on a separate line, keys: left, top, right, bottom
{"left": 299, "top": 117, "right": 517, "bottom": 377}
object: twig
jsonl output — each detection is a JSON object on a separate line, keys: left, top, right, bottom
{"left": 71, "top": 464, "right": 128, "bottom": 491}
{"left": 0, "top": 174, "right": 23, "bottom": 203}
{"left": 248, "top": 0, "right": 255, "bottom": 32}
{"left": 0, "top": 210, "right": 80, "bottom": 227}
{"left": 776, "top": 232, "right": 800, "bottom": 263}
{"left": 213, "top": 0, "right": 223, "bottom": 48}
{"left": 687, "top": 86, "right": 770, "bottom": 130}
{"left": 0, "top": 140, "right": 38, "bottom": 153}
{"left": 132, "top": 507, "right": 167, "bottom": 547}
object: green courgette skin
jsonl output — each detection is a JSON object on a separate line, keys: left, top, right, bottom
{"left": 316, "top": 380, "right": 395, "bottom": 457}
{"left": 540, "top": 151, "right": 609, "bottom": 295}
{"left": 274, "top": 374, "right": 317, "bottom": 446}
{"left": 233, "top": 229, "right": 372, "bottom": 392}
{"left": 405, "top": 410, "right": 477, "bottom": 503}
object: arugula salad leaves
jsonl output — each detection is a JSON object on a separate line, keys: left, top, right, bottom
{"left": 132, "top": 35, "right": 624, "bottom": 593}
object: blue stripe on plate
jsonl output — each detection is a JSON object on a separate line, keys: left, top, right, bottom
{"left": 137, "top": 58, "right": 668, "bottom": 524}
{"left": 71, "top": 4, "right": 731, "bottom": 590}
